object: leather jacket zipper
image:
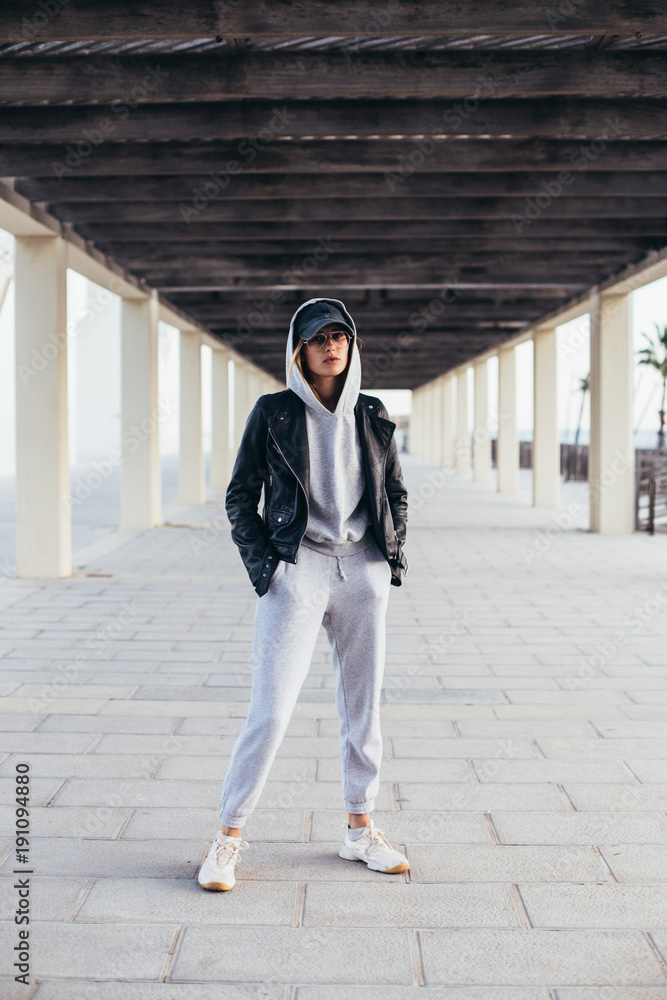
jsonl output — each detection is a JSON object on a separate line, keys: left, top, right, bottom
{"left": 268, "top": 423, "right": 309, "bottom": 555}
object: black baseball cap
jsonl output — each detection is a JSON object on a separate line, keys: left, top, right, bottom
{"left": 293, "top": 300, "right": 355, "bottom": 343}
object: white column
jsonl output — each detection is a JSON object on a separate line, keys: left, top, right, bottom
{"left": 533, "top": 325, "right": 560, "bottom": 508}
{"left": 432, "top": 379, "right": 443, "bottom": 466}
{"left": 441, "top": 373, "right": 455, "bottom": 470}
{"left": 14, "top": 235, "right": 71, "bottom": 578}
{"left": 455, "top": 367, "right": 471, "bottom": 476}
{"left": 473, "top": 359, "right": 491, "bottom": 485}
{"left": 497, "top": 346, "right": 519, "bottom": 493}
{"left": 588, "top": 290, "right": 634, "bottom": 533}
{"left": 178, "top": 329, "right": 204, "bottom": 506}
{"left": 210, "top": 349, "right": 231, "bottom": 491}
{"left": 121, "top": 291, "right": 161, "bottom": 528}
{"left": 233, "top": 361, "right": 248, "bottom": 452}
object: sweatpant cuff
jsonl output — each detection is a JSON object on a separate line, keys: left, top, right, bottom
{"left": 218, "top": 809, "right": 248, "bottom": 828}
{"left": 346, "top": 798, "right": 374, "bottom": 814}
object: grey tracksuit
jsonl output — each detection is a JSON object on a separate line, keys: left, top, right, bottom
{"left": 218, "top": 298, "right": 394, "bottom": 827}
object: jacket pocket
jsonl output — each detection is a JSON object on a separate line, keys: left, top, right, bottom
{"left": 268, "top": 506, "right": 294, "bottom": 527}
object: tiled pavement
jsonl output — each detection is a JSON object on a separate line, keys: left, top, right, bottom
{"left": 1, "top": 453, "right": 667, "bottom": 998}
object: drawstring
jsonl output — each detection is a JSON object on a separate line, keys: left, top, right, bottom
{"left": 336, "top": 556, "right": 347, "bottom": 581}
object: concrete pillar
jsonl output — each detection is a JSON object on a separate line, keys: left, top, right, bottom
{"left": 473, "top": 359, "right": 491, "bottom": 485}
{"left": 14, "top": 235, "right": 71, "bottom": 577}
{"left": 233, "top": 361, "right": 248, "bottom": 452}
{"left": 441, "top": 373, "right": 455, "bottom": 470}
{"left": 431, "top": 379, "right": 443, "bottom": 466}
{"left": 497, "top": 346, "right": 519, "bottom": 493}
{"left": 533, "top": 325, "right": 560, "bottom": 508}
{"left": 121, "top": 291, "right": 161, "bottom": 528}
{"left": 588, "top": 290, "right": 634, "bottom": 533}
{"left": 210, "top": 349, "right": 231, "bottom": 491}
{"left": 178, "top": 330, "right": 204, "bottom": 506}
{"left": 455, "top": 367, "right": 471, "bottom": 476}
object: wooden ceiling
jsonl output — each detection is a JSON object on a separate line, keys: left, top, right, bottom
{"left": 1, "top": 2, "right": 666, "bottom": 388}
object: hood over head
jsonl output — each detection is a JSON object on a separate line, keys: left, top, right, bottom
{"left": 285, "top": 297, "right": 361, "bottom": 415}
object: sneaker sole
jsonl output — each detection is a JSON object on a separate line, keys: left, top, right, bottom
{"left": 198, "top": 880, "right": 234, "bottom": 891}
{"left": 339, "top": 850, "right": 409, "bottom": 874}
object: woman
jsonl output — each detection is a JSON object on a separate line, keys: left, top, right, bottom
{"left": 198, "top": 297, "right": 409, "bottom": 891}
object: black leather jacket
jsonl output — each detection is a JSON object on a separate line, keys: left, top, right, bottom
{"left": 225, "top": 388, "right": 408, "bottom": 597}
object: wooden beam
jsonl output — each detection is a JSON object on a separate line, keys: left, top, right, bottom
{"left": 0, "top": 98, "right": 664, "bottom": 143}
{"left": 21, "top": 171, "right": 667, "bottom": 202}
{"left": 0, "top": 1, "right": 663, "bottom": 40}
{"left": 75, "top": 219, "right": 667, "bottom": 242}
{"left": 49, "top": 196, "right": 667, "bottom": 223}
{"left": 5, "top": 139, "right": 667, "bottom": 177}
{"left": 96, "top": 239, "right": 658, "bottom": 259}
{"left": 2, "top": 51, "right": 667, "bottom": 103}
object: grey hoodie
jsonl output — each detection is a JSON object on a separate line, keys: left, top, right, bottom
{"left": 285, "top": 297, "right": 373, "bottom": 556}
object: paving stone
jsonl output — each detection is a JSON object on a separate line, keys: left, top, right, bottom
{"left": 519, "top": 883, "right": 667, "bottom": 928}
{"left": 406, "top": 844, "right": 605, "bottom": 883}
{"left": 392, "top": 738, "right": 537, "bottom": 758}
{"left": 599, "top": 845, "right": 667, "bottom": 883}
{"left": 627, "top": 759, "right": 667, "bottom": 782}
{"left": 309, "top": 808, "right": 493, "bottom": 845}
{"left": 456, "top": 720, "right": 597, "bottom": 738}
{"left": 399, "top": 782, "right": 567, "bottom": 812}
{"left": 0, "top": 734, "right": 95, "bottom": 754}
{"left": 471, "top": 758, "right": 634, "bottom": 783}
{"left": 76, "top": 875, "right": 296, "bottom": 924}
{"left": 303, "top": 881, "right": 519, "bottom": 927}
{"left": 563, "top": 784, "right": 667, "bottom": 812}
{"left": 172, "top": 926, "right": 413, "bottom": 984}
{"left": 35, "top": 714, "right": 178, "bottom": 734}
{"left": 0, "top": 876, "right": 86, "bottom": 921}
{"left": 33, "top": 972, "right": 271, "bottom": 995}
{"left": 0, "top": 837, "right": 204, "bottom": 878}
{"left": 0, "top": 753, "right": 161, "bottom": 778}
{"left": 122, "top": 806, "right": 305, "bottom": 842}
{"left": 0, "top": 921, "right": 177, "bottom": 980}
{"left": 0, "top": 804, "right": 127, "bottom": 838}
{"left": 294, "top": 990, "right": 546, "bottom": 1000}
{"left": 418, "top": 929, "right": 664, "bottom": 985}
{"left": 155, "top": 754, "right": 311, "bottom": 781}
{"left": 491, "top": 811, "right": 667, "bottom": 845}
{"left": 538, "top": 738, "right": 667, "bottom": 759}
{"left": 317, "top": 757, "right": 470, "bottom": 783}
{"left": 0, "top": 777, "right": 64, "bottom": 807}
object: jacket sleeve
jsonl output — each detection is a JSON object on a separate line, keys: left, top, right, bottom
{"left": 378, "top": 401, "right": 408, "bottom": 554}
{"left": 225, "top": 396, "right": 278, "bottom": 590}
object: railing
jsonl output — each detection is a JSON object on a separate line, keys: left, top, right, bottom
{"left": 635, "top": 450, "right": 667, "bottom": 534}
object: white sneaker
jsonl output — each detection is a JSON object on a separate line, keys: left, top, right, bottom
{"left": 338, "top": 820, "right": 409, "bottom": 873}
{"left": 198, "top": 834, "right": 249, "bottom": 891}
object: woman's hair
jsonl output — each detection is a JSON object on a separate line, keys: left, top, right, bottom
{"left": 287, "top": 330, "right": 363, "bottom": 405}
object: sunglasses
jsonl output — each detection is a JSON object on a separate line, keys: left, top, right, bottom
{"left": 303, "top": 330, "right": 351, "bottom": 351}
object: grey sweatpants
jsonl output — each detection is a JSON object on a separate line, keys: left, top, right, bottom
{"left": 218, "top": 538, "right": 392, "bottom": 827}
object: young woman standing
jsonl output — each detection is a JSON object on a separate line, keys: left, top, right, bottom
{"left": 198, "top": 297, "right": 409, "bottom": 891}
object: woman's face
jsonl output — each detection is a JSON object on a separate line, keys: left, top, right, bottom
{"left": 302, "top": 322, "right": 350, "bottom": 379}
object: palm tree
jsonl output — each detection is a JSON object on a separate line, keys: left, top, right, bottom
{"left": 564, "top": 372, "right": 589, "bottom": 481}
{"left": 573, "top": 372, "right": 589, "bottom": 447}
{"left": 637, "top": 322, "right": 667, "bottom": 451}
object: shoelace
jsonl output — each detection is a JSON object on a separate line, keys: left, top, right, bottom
{"left": 340, "top": 820, "right": 392, "bottom": 852}
{"left": 214, "top": 838, "right": 249, "bottom": 866}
